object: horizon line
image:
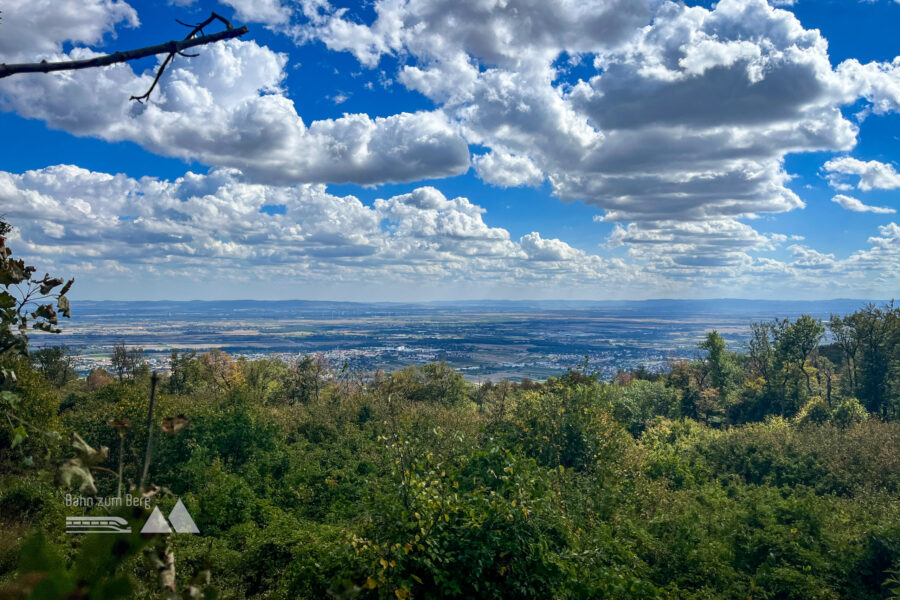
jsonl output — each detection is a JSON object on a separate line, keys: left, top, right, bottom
{"left": 71, "top": 297, "right": 893, "bottom": 304}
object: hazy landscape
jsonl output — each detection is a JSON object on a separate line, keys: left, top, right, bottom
{"left": 38, "top": 299, "right": 875, "bottom": 381}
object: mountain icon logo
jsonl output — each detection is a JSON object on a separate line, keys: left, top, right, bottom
{"left": 140, "top": 499, "right": 199, "bottom": 534}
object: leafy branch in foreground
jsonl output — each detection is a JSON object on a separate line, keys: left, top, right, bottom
{"left": 0, "top": 221, "right": 73, "bottom": 381}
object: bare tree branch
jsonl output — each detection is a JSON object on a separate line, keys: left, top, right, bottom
{"left": 0, "top": 12, "right": 248, "bottom": 102}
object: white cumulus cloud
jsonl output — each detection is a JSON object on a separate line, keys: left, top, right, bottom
{"left": 823, "top": 157, "right": 900, "bottom": 191}
{"left": 298, "top": 0, "right": 900, "bottom": 261}
{"left": 0, "top": 166, "right": 635, "bottom": 292}
{"left": 831, "top": 194, "right": 896, "bottom": 214}
{"left": 0, "top": 2, "right": 469, "bottom": 186}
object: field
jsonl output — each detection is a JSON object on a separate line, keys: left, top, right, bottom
{"left": 36, "top": 299, "right": 873, "bottom": 380}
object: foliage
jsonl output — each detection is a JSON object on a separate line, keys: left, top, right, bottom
{"left": 29, "top": 345, "right": 77, "bottom": 388}
{"left": 828, "top": 304, "right": 900, "bottom": 419}
{"left": 0, "top": 221, "right": 73, "bottom": 382}
{"left": 3, "top": 303, "right": 900, "bottom": 599}
{"left": 111, "top": 343, "right": 147, "bottom": 381}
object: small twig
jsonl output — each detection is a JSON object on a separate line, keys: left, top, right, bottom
{"left": 131, "top": 53, "right": 176, "bottom": 103}
{"left": 91, "top": 465, "right": 120, "bottom": 477}
{"left": 4, "top": 410, "right": 42, "bottom": 432}
{"left": 0, "top": 12, "right": 248, "bottom": 103}
{"left": 130, "top": 12, "right": 239, "bottom": 103}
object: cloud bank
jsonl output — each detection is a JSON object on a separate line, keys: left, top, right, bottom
{"left": 2, "top": 165, "right": 898, "bottom": 299}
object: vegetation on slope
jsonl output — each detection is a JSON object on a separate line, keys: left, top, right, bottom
{"left": 1, "top": 224, "right": 900, "bottom": 599}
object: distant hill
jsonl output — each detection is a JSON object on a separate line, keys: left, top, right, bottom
{"left": 69, "top": 298, "right": 883, "bottom": 321}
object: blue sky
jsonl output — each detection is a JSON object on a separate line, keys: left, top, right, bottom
{"left": 0, "top": 0, "right": 899, "bottom": 301}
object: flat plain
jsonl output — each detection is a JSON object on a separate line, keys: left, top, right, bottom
{"left": 37, "top": 299, "right": 877, "bottom": 381}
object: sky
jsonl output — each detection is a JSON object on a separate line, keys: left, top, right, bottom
{"left": 0, "top": 0, "right": 899, "bottom": 302}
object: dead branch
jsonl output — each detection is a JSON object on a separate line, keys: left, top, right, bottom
{"left": 138, "top": 372, "right": 159, "bottom": 492}
{"left": 0, "top": 12, "right": 248, "bottom": 102}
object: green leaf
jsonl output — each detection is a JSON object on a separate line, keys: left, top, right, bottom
{"left": 11, "top": 424, "right": 27, "bottom": 448}
{"left": 18, "top": 531, "right": 65, "bottom": 573}
{"left": 0, "top": 291, "right": 15, "bottom": 309}
{"left": 0, "top": 390, "right": 19, "bottom": 407}
{"left": 95, "top": 576, "right": 133, "bottom": 600}
{"left": 0, "top": 257, "right": 33, "bottom": 285}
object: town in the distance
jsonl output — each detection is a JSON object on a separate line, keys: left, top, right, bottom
{"left": 34, "top": 298, "right": 878, "bottom": 383}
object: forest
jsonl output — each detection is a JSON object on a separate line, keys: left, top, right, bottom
{"left": 2, "top": 226, "right": 900, "bottom": 599}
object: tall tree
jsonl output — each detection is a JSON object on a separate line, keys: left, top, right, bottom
{"left": 111, "top": 343, "right": 129, "bottom": 381}
{"left": 30, "top": 345, "right": 77, "bottom": 387}
{"left": 829, "top": 312, "right": 862, "bottom": 395}
{"left": 167, "top": 349, "right": 196, "bottom": 394}
{"left": 851, "top": 303, "right": 900, "bottom": 418}
{"left": 289, "top": 354, "right": 327, "bottom": 405}
{"left": 747, "top": 315, "right": 824, "bottom": 417}
{"left": 699, "top": 331, "right": 740, "bottom": 396}
{"left": 775, "top": 315, "right": 825, "bottom": 396}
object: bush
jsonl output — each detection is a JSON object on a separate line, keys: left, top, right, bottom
{"left": 499, "top": 383, "right": 635, "bottom": 476}
{"left": 795, "top": 396, "right": 831, "bottom": 425}
{"left": 607, "top": 379, "right": 681, "bottom": 434}
{"left": 833, "top": 397, "right": 869, "bottom": 428}
{"left": 4, "top": 352, "right": 900, "bottom": 599}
